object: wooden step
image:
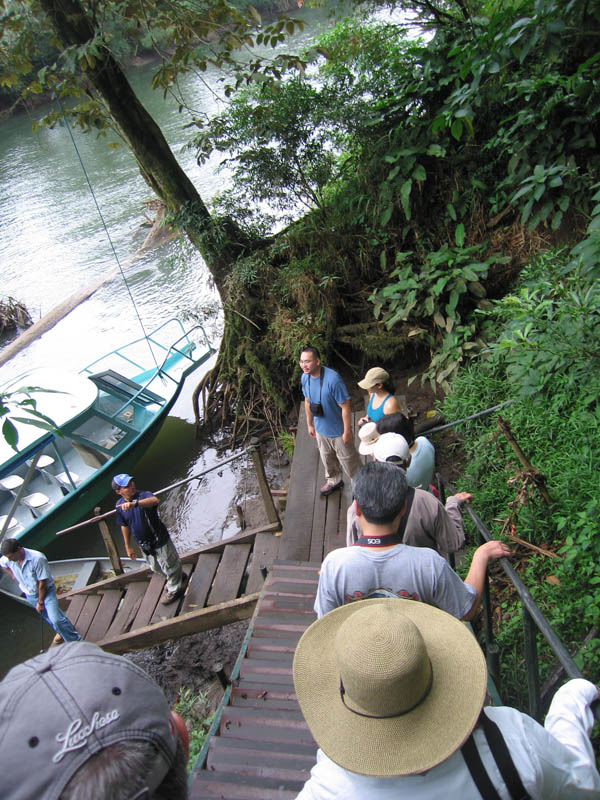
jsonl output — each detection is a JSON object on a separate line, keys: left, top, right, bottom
{"left": 85, "top": 589, "right": 122, "bottom": 642}
{"left": 207, "top": 544, "right": 251, "bottom": 606}
{"left": 247, "top": 635, "right": 302, "bottom": 655}
{"left": 191, "top": 769, "right": 302, "bottom": 799}
{"left": 253, "top": 612, "right": 316, "bottom": 634}
{"left": 231, "top": 694, "right": 301, "bottom": 712}
{"left": 260, "top": 596, "right": 316, "bottom": 613}
{"left": 207, "top": 737, "right": 313, "bottom": 781}
{"left": 219, "top": 719, "right": 315, "bottom": 747}
{"left": 181, "top": 553, "right": 221, "bottom": 614}
{"left": 232, "top": 681, "right": 297, "bottom": 702}
{"left": 244, "top": 648, "right": 294, "bottom": 663}
{"left": 239, "top": 658, "right": 293, "bottom": 677}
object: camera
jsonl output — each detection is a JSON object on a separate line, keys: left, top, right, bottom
{"left": 309, "top": 401, "right": 324, "bottom": 417}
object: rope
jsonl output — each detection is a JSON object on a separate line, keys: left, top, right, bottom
{"left": 53, "top": 91, "right": 159, "bottom": 371}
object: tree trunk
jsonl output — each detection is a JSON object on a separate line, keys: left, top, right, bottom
{"left": 38, "top": 0, "right": 254, "bottom": 295}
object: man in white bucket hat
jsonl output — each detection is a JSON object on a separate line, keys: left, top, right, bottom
{"left": 293, "top": 599, "right": 600, "bottom": 798}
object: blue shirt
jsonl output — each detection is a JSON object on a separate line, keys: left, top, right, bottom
{"left": 366, "top": 392, "right": 393, "bottom": 422}
{"left": 406, "top": 436, "right": 436, "bottom": 490}
{"left": 302, "top": 367, "right": 350, "bottom": 438}
{"left": 0, "top": 548, "right": 54, "bottom": 596}
{"left": 115, "top": 490, "right": 169, "bottom": 551}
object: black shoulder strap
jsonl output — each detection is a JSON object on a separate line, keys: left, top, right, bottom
{"left": 461, "top": 731, "right": 502, "bottom": 800}
{"left": 461, "top": 710, "right": 531, "bottom": 800}
{"left": 481, "top": 711, "right": 530, "bottom": 799}
{"left": 396, "top": 487, "right": 415, "bottom": 540}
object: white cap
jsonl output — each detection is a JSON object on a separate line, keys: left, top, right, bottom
{"left": 373, "top": 433, "right": 410, "bottom": 466}
{"left": 358, "top": 422, "right": 379, "bottom": 455}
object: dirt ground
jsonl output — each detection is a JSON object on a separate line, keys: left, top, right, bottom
{"left": 129, "top": 360, "right": 466, "bottom": 711}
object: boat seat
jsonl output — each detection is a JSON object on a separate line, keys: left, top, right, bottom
{"left": 0, "top": 515, "right": 23, "bottom": 535}
{"left": 27, "top": 455, "right": 55, "bottom": 469}
{"left": 20, "top": 492, "right": 52, "bottom": 518}
{"left": 0, "top": 475, "right": 24, "bottom": 492}
{"left": 27, "top": 455, "right": 56, "bottom": 485}
{"left": 55, "top": 471, "right": 81, "bottom": 492}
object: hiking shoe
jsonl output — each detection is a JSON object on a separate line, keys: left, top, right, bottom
{"left": 320, "top": 480, "right": 343, "bottom": 496}
{"left": 51, "top": 634, "right": 64, "bottom": 647}
{"left": 160, "top": 573, "right": 188, "bottom": 604}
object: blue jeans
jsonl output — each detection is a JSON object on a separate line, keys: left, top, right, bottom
{"left": 26, "top": 587, "right": 81, "bottom": 642}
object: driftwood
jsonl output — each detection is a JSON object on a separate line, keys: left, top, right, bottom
{"left": 498, "top": 416, "right": 553, "bottom": 505}
{"left": 505, "top": 529, "right": 561, "bottom": 559}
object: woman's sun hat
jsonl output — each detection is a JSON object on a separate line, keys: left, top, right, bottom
{"left": 358, "top": 422, "right": 380, "bottom": 455}
{"left": 292, "top": 598, "right": 487, "bottom": 777}
{"left": 358, "top": 367, "right": 389, "bottom": 390}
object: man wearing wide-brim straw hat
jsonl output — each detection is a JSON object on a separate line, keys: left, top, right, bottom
{"left": 293, "top": 599, "right": 600, "bottom": 798}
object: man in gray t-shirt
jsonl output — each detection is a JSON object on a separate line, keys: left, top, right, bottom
{"left": 315, "top": 462, "right": 510, "bottom": 619}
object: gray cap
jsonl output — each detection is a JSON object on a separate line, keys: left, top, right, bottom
{"left": 0, "top": 641, "right": 178, "bottom": 800}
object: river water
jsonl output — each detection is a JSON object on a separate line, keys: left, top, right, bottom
{"left": 0, "top": 7, "right": 344, "bottom": 674}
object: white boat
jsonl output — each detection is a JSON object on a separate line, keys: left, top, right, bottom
{"left": 0, "top": 319, "right": 214, "bottom": 549}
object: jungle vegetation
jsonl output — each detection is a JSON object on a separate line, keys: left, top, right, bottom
{"left": 1, "top": 0, "right": 598, "bottom": 440}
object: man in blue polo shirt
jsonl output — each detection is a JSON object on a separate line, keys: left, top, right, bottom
{"left": 0, "top": 538, "right": 81, "bottom": 643}
{"left": 300, "top": 346, "right": 361, "bottom": 496}
{"left": 112, "top": 474, "right": 186, "bottom": 604}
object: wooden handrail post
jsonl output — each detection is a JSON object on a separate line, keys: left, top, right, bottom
{"left": 95, "top": 506, "right": 123, "bottom": 575}
{"left": 248, "top": 445, "right": 281, "bottom": 527}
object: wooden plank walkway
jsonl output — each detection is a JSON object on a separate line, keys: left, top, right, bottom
{"left": 62, "top": 522, "right": 282, "bottom": 653}
{"left": 280, "top": 408, "right": 369, "bottom": 563}
{"left": 190, "top": 561, "right": 319, "bottom": 798}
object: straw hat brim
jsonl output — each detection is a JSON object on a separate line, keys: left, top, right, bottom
{"left": 293, "top": 598, "right": 487, "bottom": 777}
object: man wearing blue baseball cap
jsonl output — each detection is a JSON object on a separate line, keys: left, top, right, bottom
{"left": 112, "top": 474, "right": 186, "bottom": 604}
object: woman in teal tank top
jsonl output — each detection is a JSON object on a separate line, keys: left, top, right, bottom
{"left": 357, "top": 367, "right": 401, "bottom": 424}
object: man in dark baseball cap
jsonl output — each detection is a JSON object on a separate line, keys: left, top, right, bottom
{"left": 0, "top": 641, "right": 190, "bottom": 799}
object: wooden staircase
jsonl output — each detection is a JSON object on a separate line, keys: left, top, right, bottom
{"left": 62, "top": 523, "right": 282, "bottom": 654}
{"left": 190, "top": 560, "right": 320, "bottom": 799}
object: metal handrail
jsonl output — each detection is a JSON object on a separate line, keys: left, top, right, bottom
{"left": 441, "top": 477, "right": 599, "bottom": 722}
{"left": 81, "top": 321, "right": 213, "bottom": 422}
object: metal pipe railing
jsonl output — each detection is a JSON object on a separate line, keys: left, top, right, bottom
{"left": 442, "top": 477, "right": 599, "bottom": 722}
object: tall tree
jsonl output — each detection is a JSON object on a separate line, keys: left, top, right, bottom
{"left": 0, "top": 0, "right": 305, "bottom": 295}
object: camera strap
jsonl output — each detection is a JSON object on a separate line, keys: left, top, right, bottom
{"left": 306, "top": 368, "right": 324, "bottom": 405}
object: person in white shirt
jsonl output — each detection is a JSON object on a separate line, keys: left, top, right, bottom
{"left": 293, "top": 598, "right": 600, "bottom": 799}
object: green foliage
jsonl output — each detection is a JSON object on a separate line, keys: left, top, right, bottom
{"left": 369, "top": 244, "right": 509, "bottom": 391}
{"left": 196, "top": 77, "right": 339, "bottom": 221}
{"left": 0, "top": 386, "right": 63, "bottom": 450}
{"left": 277, "top": 429, "right": 295, "bottom": 458}
{"left": 173, "top": 687, "right": 215, "bottom": 773}
{"left": 442, "top": 250, "right": 600, "bottom": 702}
{"left": 193, "top": 0, "right": 600, "bottom": 388}
{"left": 483, "top": 256, "right": 600, "bottom": 401}
{"left": 0, "top": 0, "right": 308, "bottom": 136}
